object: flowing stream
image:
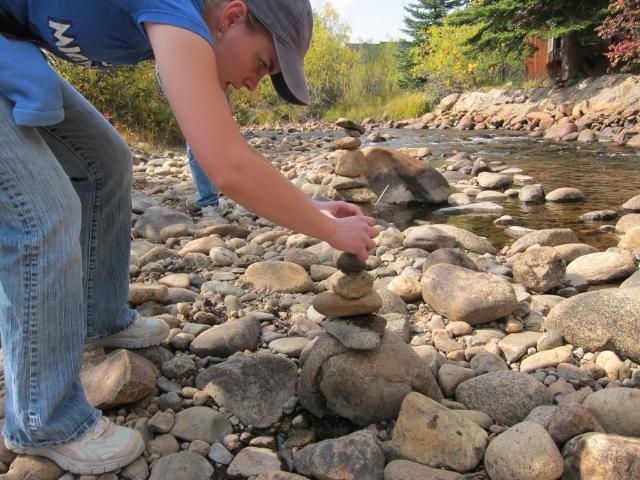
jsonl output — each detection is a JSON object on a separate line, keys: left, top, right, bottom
{"left": 279, "top": 128, "right": 640, "bottom": 251}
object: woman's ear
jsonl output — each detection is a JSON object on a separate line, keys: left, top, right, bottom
{"left": 219, "top": 0, "right": 249, "bottom": 31}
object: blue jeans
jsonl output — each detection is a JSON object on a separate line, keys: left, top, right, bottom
{"left": 0, "top": 74, "right": 138, "bottom": 447}
{"left": 187, "top": 146, "right": 219, "bottom": 208}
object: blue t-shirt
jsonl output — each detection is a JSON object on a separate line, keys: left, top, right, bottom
{"left": 0, "top": 0, "right": 213, "bottom": 126}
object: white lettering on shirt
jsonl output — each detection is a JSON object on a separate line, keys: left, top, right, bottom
{"left": 48, "top": 19, "right": 111, "bottom": 68}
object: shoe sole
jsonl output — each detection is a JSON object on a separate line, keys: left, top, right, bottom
{"left": 86, "top": 329, "right": 169, "bottom": 350}
{"left": 9, "top": 441, "right": 144, "bottom": 475}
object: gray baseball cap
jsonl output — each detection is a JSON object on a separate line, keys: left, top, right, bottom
{"left": 246, "top": 0, "right": 313, "bottom": 106}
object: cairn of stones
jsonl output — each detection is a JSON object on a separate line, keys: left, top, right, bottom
{"left": 328, "top": 120, "right": 378, "bottom": 215}
{"left": 312, "top": 251, "right": 385, "bottom": 350}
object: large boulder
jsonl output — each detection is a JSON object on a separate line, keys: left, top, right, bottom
{"left": 298, "top": 332, "right": 442, "bottom": 426}
{"left": 392, "top": 393, "right": 487, "bottom": 472}
{"left": 362, "top": 147, "right": 452, "bottom": 205}
{"left": 544, "top": 289, "right": 640, "bottom": 363}
{"left": 422, "top": 264, "right": 517, "bottom": 325}
{"left": 455, "top": 371, "right": 552, "bottom": 425}
{"left": 294, "top": 430, "right": 385, "bottom": 480}
{"left": 562, "top": 433, "right": 640, "bottom": 480}
{"left": 195, "top": 352, "right": 298, "bottom": 428}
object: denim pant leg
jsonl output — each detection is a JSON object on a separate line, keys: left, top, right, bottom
{"left": 40, "top": 76, "right": 137, "bottom": 342}
{"left": 0, "top": 94, "right": 100, "bottom": 446}
{"left": 187, "top": 145, "right": 219, "bottom": 207}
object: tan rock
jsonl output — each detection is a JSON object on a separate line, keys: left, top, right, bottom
{"left": 562, "top": 433, "right": 640, "bottom": 479}
{"left": 513, "top": 246, "right": 566, "bottom": 293}
{"left": 178, "top": 235, "right": 225, "bottom": 256}
{"left": 387, "top": 275, "right": 422, "bottom": 302}
{"left": 313, "top": 291, "right": 382, "bottom": 317}
{"left": 337, "top": 187, "right": 377, "bottom": 203}
{"left": 392, "top": 392, "right": 487, "bottom": 472}
{"left": 619, "top": 226, "right": 640, "bottom": 250}
{"left": 484, "top": 421, "right": 563, "bottom": 480}
{"left": 159, "top": 273, "right": 191, "bottom": 289}
{"left": 242, "top": 261, "right": 313, "bottom": 293}
{"left": 128, "top": 284, "right": 168, "bottom": 305}
{"left": 327, "top": 270, "right": 373, "bottom": 299}
{"left": 616, "top": 213, "right": 640, "bottom": 234}
{"left": 520, "top": 346, "right": 574, "bottom": 373}
{"left": 384, "top": 460, "right": 463, "bottom": 480}
{"left": 81, "top": 349, "right": 157, "bottom": 409}
{"left": 332, "top": 136, "right": 361, "bottom": 150}
{"left": 334, "top": 149, "right": 366, "bottom": 177}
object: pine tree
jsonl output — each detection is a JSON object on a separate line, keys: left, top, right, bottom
{"left": 397, "top": 0, "right": 469, "bottom": 88}
{"left": 403, "top": 0, "right": 467, "bottom": 42}
{"left": 449, "top": 0, "right": 609, "bottom": 81}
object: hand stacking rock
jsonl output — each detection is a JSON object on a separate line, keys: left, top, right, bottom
{"left": 312, "top": 252, "right": 385, "bottom": 350}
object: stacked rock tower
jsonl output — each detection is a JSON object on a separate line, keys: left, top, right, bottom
{"left": 312, "top": 251, "right": 386, "bottom": 350}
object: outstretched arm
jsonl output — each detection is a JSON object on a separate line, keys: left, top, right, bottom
{"left": 146, "top": 24, "right": 376, "bottom": 258}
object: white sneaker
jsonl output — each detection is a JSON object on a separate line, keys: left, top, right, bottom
{"left": 87, "top": 317, "right": 169, "bottom": 349}
{"left": 201, "top": 198, "right": 231, "bottom": 217}
{"left": 5, "top": 417, "right": 144, "bottom": 475}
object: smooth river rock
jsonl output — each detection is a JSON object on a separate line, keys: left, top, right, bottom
{"left": 544, "top": 289, "right": 640, "bottom": 363}
{"left": 242, "top": 261, "right": 314, "bottom": 293}
{"left": 312, "top": 290, "right": 382, "bottom": 317}
{"left": 507, "top": 228, "right": 579, "bottom": 255}
{"left": 583, "top": 388, "right": 640, "bottom": 437}
{"left": 484, "top": 421, "right": 563, "bottom": 480}
{"left": 455, "top": 371, "right": 552, "bottom": 425}
{"left": 190, "top": 316, "right": 261, "bottom": 357}
{"left": 422, "top": 264, "right": 517, "bottom": 325}
{"left": 562, "top": 433, "right": 640, "bottom": 480}
{"left": 392, "top": 392, "right": 487, "bottom": 472}
{"left": 566, "top": 251, "right": 636, "bottom": 284}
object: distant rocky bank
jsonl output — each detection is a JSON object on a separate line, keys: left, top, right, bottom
{"left": 250, "top": 74, "right": 640, "bottom": 149}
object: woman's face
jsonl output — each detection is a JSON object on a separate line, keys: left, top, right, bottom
{"left": 208, "top": 1, "right": 281, "bottom": 92}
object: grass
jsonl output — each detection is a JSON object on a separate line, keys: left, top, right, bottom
{"left": 323, "top": 90, "right": 433, "bottom": 122}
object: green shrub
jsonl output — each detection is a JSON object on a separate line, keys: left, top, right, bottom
{"left": 50, "top": 57, "right": 183, "bottom": 145}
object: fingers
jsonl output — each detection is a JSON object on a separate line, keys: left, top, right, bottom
{"left": 349, "top": 203, "right": 364, "bottom": 216}
{"left": 355, "top": 246, "right": 368, "bottom": 261}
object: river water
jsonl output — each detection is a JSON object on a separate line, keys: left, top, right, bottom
{"left": 298, "top": 128, "right": 640, "bottom": 251}
{"left": 376, "top": 129, "right": 640, "bottom": 250}
{"left": 266, "top": 128, "right": 640, "bottom": 250}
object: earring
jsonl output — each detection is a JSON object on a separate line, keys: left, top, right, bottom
{"left": 217, "top": 30, "right": 224, "bottom": 40}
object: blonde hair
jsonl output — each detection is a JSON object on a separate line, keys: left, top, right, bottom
{"left": 205, "top": 0, "right": 267, "bottom": 32}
